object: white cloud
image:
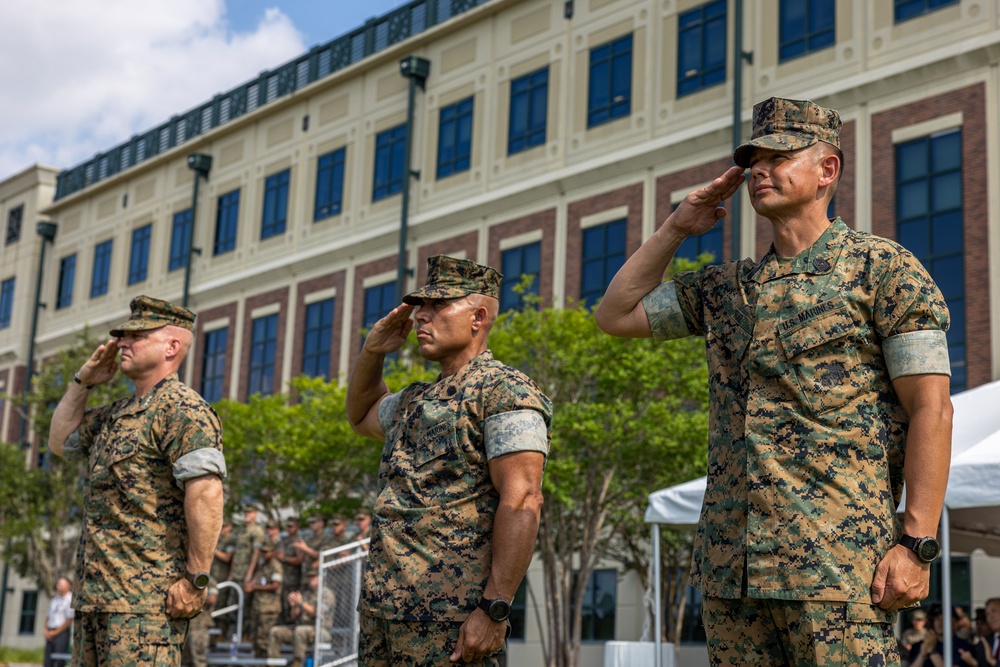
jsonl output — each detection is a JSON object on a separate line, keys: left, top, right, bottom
{"left": 0, "top": 0, "right": 306, "bottom": 181}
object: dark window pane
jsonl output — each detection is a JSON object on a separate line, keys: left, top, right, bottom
{"left": 90, "top": 239, "right": 113, "bottom": 298}
{"left": 214, "top": 190, "right": 240, "bottom": 255}
{"left": 930, "top": 255, "right": 963, "bottom": 299}
{"left": 500, "top": 242, "right": 541, "bottom": 312}
{"left": 897, "top": 219, "right": 929, "bottom": 258}
{"left": 128, "top": 225, "right": 151, "bottom": 285}
{"left": 896, "top": 142, "right": 927, "bottom": 181}
{"left": 248, "top": 314, "right": 279, "bottom": 396}
{"left": 201, "top": 328, "right": 228, "bottom": 403}
{"left": 314, "top": 147, "right": 346, "bottom": 221}
{"left": 677, "top": 1, "right": 727, "bottom": 96}
{"left": 930, "top": 210, "right": 962, "bottom": 256}
{"left": 169, "top": 209, "right": 193, "bottom": 271}
{"left": 302, "top": 298, "right": 335, "bottom": 379}
{"left": 588, "top": 35, "right": 632, "bottom": 127}
{"left": 0, "top": 278, "right": 15, "bottom": 328}
{"left": 897, "top": 182, "right": 928, "bottom": 220}
{"left": 262, "top": 169, "right": 290, "bottom": 239}
{"left": 57, "top": 254, "right": 76, "bottom": 309}
{"left": 373, "top": 125, "right": 407, "bottom": 201}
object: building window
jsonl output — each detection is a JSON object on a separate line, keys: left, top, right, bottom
{"left": 248, "top": 313, "right": 279, "bottom": 397}
{"left": 373, "top": 125, "right": 407, "bottom": 201}
{"left": 677, "top": 0, "right": 727, "bottom": 97}
{"left": 314, "top": 148, "right": 346, "bottom": 221}
{"left": 261, "top": 169, "right": 290, "bottom": 240}
{"left": 215, "top": 189, "right": 240, "bottom": 255}
{"left": 574, "top": 569, "right": 617, "bottom": 641}
{"left": 437, "top": 97, "right": 474, "bottom": 179}
{"left": 581, "top": 220, "right": 627, "bottom": 308}
{"left": 5, "top": 204, "right": 23, "bottom": 245}
{"left": 500, "top": 242, "right": 541, "bottom": 312}
{"left": 301, "top": 298, "right": 335, "bottom": 379}
{"left": 509, "top": 68, "right": 548, "bottom": 155}
{"left": 895, "top": 129, "right": 964, "bottom": 391}
{"left": 363, "top": 282, "right": 397, "bottom": 332}
{"left": 588, "top": 34, "right": 632, "bottom": 128}
{"left": 675, "top": 222, "right": 723, "bottom": 265}
{"left": 508, "top": 579, "right": 529, "bottom": 641}
{"left": 128, "top": 224, "right": 152, "bottom": 285}
{"left": 201, "top": 328, "right": 228, "bottom": 403}
{"left": 779, "top": 0, "right": 835, "bottom": 61}
{"left": 18, "top": 590, "right": 38, "bottom": 635}
{"left": 90, "top": 239, "right": 114, "bottom": 298}
{"left": 895, "top": 0, "right": 959, "bottom": 23}
{"left": 56, "top": 254, "right": 76, "bottom": 310}
{"left": 0, "top": 278, "right": 14, "bottom": 328}
{"left": 169, "top": 209, "right": 193, "bottom": 271}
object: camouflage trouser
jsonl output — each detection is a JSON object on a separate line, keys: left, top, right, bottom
{"left": 358, "top": 611, "right": 502, "bottom": 667}
{"left": 702, "top": 597, "right": 900, "bottom": 667}
{"left": 267, "top": 624, "right": 330, "bottom": 661}
{"left": 252, "top": 610, "right": 280, "bottom": 657}
{"left": 73, "top": 611, "right": 189, "bottom": 667}
{"left": 182, "top": 612, "right": 213, "bottom": 667}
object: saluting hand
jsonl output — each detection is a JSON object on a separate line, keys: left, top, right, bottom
{"left": 362, "top": 304, "right": 415, "bottom": 355}
{"left": 667, "top": 166, "right": 746, "bottom": 238}
{"left": 76, "top": 338, "right": 120, "bottom": 387}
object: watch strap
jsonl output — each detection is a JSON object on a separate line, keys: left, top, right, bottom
{"left": 73, "top": 374, "right": 94, "bottom": 390}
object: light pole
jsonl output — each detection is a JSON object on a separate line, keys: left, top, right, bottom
{"left": 183, "top": 153, "right": 212, "bottom": 308}
{"left": 3, "top": 220, "right": 57, "bottom": 643}
{"left": 396, "top": 55, "right": 430, "bottom": 303}
{"left": 19, "top": 220, "right": 58, "bottom": 447}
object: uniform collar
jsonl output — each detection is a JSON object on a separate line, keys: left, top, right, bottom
{"left": 748, "top": 218, "right": 847, "bottom": 284}
{"left": 121, "top": 373, "right": 178, "bottom": 415}
{"left": 423, "top": 350, "right": 495, "bottom": 399}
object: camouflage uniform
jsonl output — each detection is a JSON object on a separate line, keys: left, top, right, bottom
{"left": 267, "top": 586, "right": 335, "bottom": 667}
{"left": 299, "top": 528, "right": 335, "bottom": 585}
{"left": 182, "top": 578, "right": 217, "bottom": 667}
{"left": 643, "top": 217, "right": 949, "bottom": 662}
{"left": 230, "top": 522, "right": 265, "bottom": 583}
{"left": 64, "top": 371, "right": 226, "bottom": 666}
{"left": 361, "top": 350, "right": 551, "bottom": 626}
{"left": 251, "top": 554, "right": 283, "bottom": 658}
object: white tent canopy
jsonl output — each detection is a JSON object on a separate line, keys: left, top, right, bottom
{"left": 645, "top": 378, "right": 1000, "bottom": 667}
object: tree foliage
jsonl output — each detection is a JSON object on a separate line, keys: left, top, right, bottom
{"left": 0, "top": 330, "right": 132, "bottom": 595}
{"left": 489, "top": 286, "right": 709, "bottom": 666}
{"left": 216, "top": 357, "right": 437, "bottom": 522}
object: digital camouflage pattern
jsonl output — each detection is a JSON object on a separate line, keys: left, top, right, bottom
{"left": 73, "top": 611, "right": 188, "bottom": 667}
{"left": 230, "top": 522, "right": 266, "bottom": 581}
{"left": 251, "top": 554, "right": 283, "bottom": 657}
{"left": 211, "top": 532, "right": 234, "bottom": 583}
{"left": 702, "top": 597, "right": 899, "bottom": 666}
{"left": 402, "top": 255, "right": 502, "bottom": 305}
{"left": 642, "top": 219, "right": 950, "bottom": 602}
{"left": 182, "top": 578, "right": 218, "bottom": 667}
{"left": 109, "top": 295, "right": 196, "bottom": 337}
{"left": 65, "top": 373, "right": 225, "bottom": 614}
{"left": 362, "top": 350, "right": 552, "bottom": 622}
{"left": 358, "top": 611, "right": 501, "bottom": 667}
{"left": 299, "top": 528, "right": 336, "bottom": 582}
{"left": 733, "top": 97, "right": 841, "bottom": 168}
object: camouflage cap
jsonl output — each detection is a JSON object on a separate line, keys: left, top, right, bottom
{"left": 733, "top": 97, "right": 841, "bottom": 168}
{"left": 402, "top": 256, "right": 502, "bottom": 305}
{"left": 110, "top": 295, "right": 196, "bottom": 337}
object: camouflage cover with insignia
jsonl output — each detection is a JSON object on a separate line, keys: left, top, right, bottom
{"left": 67, "top": 374, "right": 224, "bottom": 613}
{"left": 642, "top": 219, "right": 949, "bottom": 602}
{"left": 360, "top": 350, "right": 552, "bottom": 622}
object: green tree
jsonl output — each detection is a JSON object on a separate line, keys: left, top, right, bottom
{"left": 0, "top": 331, "right": 132, "bottom": 595}
{"left": 489, "top": 292, "right": 709, "bottom": 667}
{"left": 216, "top": 358, "right": 436, "bottom": 521}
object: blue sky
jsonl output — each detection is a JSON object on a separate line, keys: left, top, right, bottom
{"left": 0, "top": 0, "right": 403, "bottom": 182}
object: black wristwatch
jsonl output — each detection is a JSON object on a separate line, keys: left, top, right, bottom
{"left": 478, "top": 597, "right": 512, "bottom": 622}
{"left": 899, "top": 534, "right": 941, "bottom": 563}
{"left": 185, "top": 570, "right": 211, "bottom": 590}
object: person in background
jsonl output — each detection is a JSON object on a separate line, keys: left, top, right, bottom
{"left": 43, "top": 576, "right": 74, "bottom": 667}
{"left": 267, "top": 565, "right": 334, "bottom": 667}
{"left": 247, "top": 541, "right": 283, "bottom": 658}
{"left": 294, "top": 514, "right": 334, "bottom": 582}
{"left": 902, "top": 609, "right": 929, "bottom": 666}
{"left": 275, "top": 517, "right": 303, "bottom": 622}
{"left": 983, "top": 598, "right": 1000, "bottom": 666}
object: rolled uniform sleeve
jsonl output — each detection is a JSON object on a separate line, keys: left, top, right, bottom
{"left": 876, "top": 251, "right": 951, "bottom": 379}
{"left": 482, "top": 373, "right": 553, "bottom": 461}
{"left": 642, "top": 280, "right": 696, "bottom": 341}
{"left": 377, "top": 391, "right": 403, "bottom": 434}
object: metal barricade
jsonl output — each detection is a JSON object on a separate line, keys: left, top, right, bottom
{"left": 213, "top": 580, "right": 246, "bottom": 644}
{"left": 314, "top": 539, "right": 369, "bottom": 667}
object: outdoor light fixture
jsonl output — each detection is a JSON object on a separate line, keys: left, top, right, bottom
{"left": 182, "top": 153, "right": 212, "bottom": 307}
{"left": 21, "top": 221, "right": 59, "bottom": 447}
{"left": 395, "top": 56, "right": 431, "bottom": 303}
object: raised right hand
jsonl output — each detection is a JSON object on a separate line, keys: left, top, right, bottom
{"left": 362, "top": 304, "right": 415, "bottom": 355}
{"left": 76, "top": 338, "right": 120, "bottom": 387}
{"left": 668, "top": 166, "right": 746, "bottom": 238}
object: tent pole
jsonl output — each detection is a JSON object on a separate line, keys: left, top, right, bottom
{"left": 653, "top": 523, "right": 662, "bottom": 667}
{"left": 942, "top": 507, "right": 953, "bottom": 667}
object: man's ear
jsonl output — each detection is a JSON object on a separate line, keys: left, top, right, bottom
{"left": 470, "top": 304, "right": 488, "bottom": 332}
{"left": 818, "top": 151, "right": 840, "bottom": 187}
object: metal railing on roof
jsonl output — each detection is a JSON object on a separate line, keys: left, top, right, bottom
{"left": 54, "top": 0, "right": 490, "bottom": 201}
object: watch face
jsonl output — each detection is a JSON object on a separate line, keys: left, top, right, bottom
{"left": 918, "top": 538, "right": 940, "bottom": 562}
{"left": 488, "top": 599, "right": 511, "bottom": 622}
{"left": 193, "top": 573, "right": 210, "bottom": 589}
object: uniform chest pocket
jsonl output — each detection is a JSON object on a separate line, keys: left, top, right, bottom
{"left": 411, "top": 422, "right": 460, "bottom": 468}
{"left": 778, "top": 300, "right": 863, "bottom": 416}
